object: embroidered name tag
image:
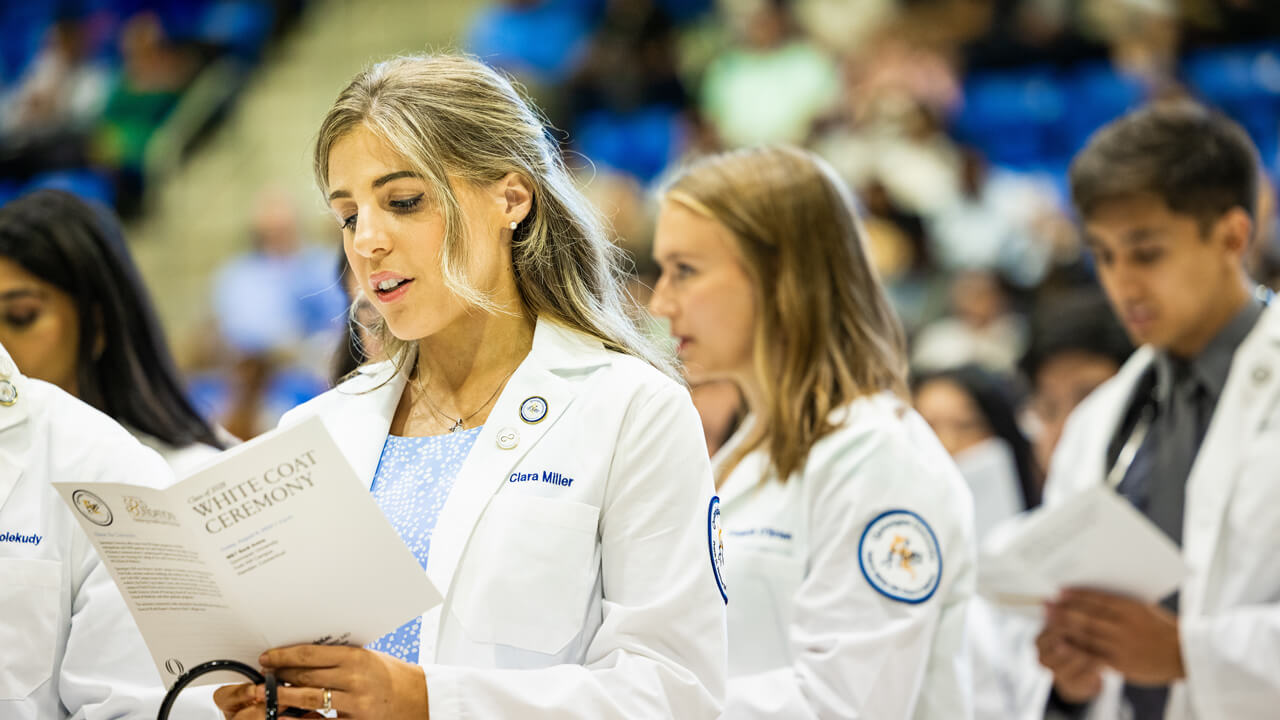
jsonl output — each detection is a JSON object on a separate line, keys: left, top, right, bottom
{"left": 0, "top": 531, "right": 41, "bottom": 546}
{"left": 508, "top": 470, "right": 576, "bottom": 487}
{"left": 727, "top": 527, "right": 793, "bottom": 540}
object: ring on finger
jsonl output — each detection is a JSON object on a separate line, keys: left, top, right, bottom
{"left": 321, "top": 687, "right": 332, "bottom": 712}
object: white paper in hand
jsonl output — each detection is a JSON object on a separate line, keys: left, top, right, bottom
{"left": 978, "top": 484, "right": 1186, "bottom": 608}
{"left": 55, "top": 415, "right": 441, "bottom": 687}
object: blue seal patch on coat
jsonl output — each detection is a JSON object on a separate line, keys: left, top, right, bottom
{"left": 708, "top": 496, "right": 727, "bottom": 603}
{"left": 520, "top": 396, "right": 548, "bottom": 424}
{"left": 858, "top": 509, "right": 941, "bottom": 604}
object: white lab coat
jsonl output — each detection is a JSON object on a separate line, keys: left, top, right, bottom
{"left": 278, "top": 317, "right": 727, "bottom": 719}
{"left": 1035, "top": 300, "right": 1280, "bottom": 719}
{"left": 715, "top": 391, "right": 977, "bottom": 719}
{"left": 0, "top": 345, "right": 213, "bottom": 719}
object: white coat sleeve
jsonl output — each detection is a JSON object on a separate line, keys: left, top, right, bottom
{"left": 422, "top": 383, "right": 728, "bottom": 719}
{"left": 56, "top": 532, "right": 169, "bottom": 720}
{"left": 723, "top": 425, "right": 975, "bottom": 719}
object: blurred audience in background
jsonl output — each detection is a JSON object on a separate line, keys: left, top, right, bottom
{"left": 188, "top": 186, "right": 343, "bottom": 440}
{"left": 913, "top": 364, "right": 1040, "bottom": 543}
{"left": 1019, "top": 289, "right": 1134, "bottom": 473}
{"left": 0, "top": 0, "right": 1275, "bottom": 457}
{"left": 0, "top": 0, "right": 302, "bottom": 216}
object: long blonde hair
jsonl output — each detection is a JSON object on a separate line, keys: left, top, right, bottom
{"left": 666, "top": 146, "right": 908, "bottom": 482}
{"left": 314, "top": 54, "right": 675, "bottom": 378}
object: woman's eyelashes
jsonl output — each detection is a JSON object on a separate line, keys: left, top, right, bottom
{"left": 389, "top": 194, "right": 424, "bottom": 212}
{"left": 2, "top": 308, "right": 38, "bottom": 329}
{"left": 338, "top": 194, "right": 425, "bottom": 231}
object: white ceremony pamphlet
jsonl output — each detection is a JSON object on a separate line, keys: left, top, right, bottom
{"left": 978, "top": 484, "right": 1187, "bottom": 610}
{"left": 54, "top": 416, "right": 441, "bottom": 688}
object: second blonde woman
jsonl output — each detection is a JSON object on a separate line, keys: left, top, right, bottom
{"left": 650, "top": 146, "right": 976, "bottom": 719}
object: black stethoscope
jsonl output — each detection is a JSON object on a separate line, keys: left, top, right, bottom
{"left": 157, "top": 660, "right": 308, "bottom": 720}
{"left": 1105, "top": 284, "right": 1275, "bottom": 487}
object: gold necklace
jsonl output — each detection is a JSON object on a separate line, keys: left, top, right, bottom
{"left": 410, "top": 365, "right": 517, "bottom": 432}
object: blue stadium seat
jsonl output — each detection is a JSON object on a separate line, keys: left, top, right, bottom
{"left": 1057, "top": 61, "right": 1148, "bottom": 158}
{"left": 0, "top": 4, "right": 57, "bottom": 89}
{"left": 197, "top": 1, "right": 274, "bottom": 60}
{"left": 574, "top": 105, "right": 684, "bottom": 183}
{"left": 467, "top": 1, "right": 593, "bottom": 83}
{"left": 951, "top": 66, "right": 1065, "bottom": 169}
{"left": 25, "top": 169, "right": 115, "bottom": 207}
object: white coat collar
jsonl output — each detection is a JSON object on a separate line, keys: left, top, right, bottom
{"left": 0, "top": 342, "right": 30, "bottom": 514}
{"left": 309, "top": 316, "right": 611, "bottom": 618}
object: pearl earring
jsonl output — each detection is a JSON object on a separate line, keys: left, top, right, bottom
{"left": 509, "top": 221, "right": 518, "bottom": 230}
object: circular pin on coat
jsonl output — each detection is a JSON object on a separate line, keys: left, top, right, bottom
{"left": 496, "top": 427, "right": 520, "bottom": 450}
{"left": 520, "top": 396, "right": 548, "bottom": 424}
{"left": 1253, "top": 366, "right": 1271, "bottom": 385}
{"left": 0, "top": 379, "right": 17, "bottom": 406}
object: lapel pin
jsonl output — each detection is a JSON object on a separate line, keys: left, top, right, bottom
{"left": 0, "top": 379, "right": 17, "bottom": 407}
{"left": 1253, "top": 366, "right": 1272, "bottom": 385}
{"left": 520, "top": 396, "right": 548, "bottom": 424}
{"left": 496, "top": 427, "right": 520, "bottom": 450}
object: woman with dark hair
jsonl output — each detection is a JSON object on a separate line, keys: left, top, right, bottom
{"left": 913, "top": 364, "right": 1041, "bottom": 541}
{"left": 0, "top": 189, "right": 226, "bottom": 472}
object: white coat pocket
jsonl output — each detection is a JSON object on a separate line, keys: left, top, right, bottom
{"left": 451, "top": 494, "right": 599, "bottom": 655}
{"left": 0, "top": 557, "right": 61, "bottom": 699}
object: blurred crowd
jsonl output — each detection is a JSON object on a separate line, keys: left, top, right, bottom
{"left": 469, "top": 0, "right": 1280, "bottom": 527}
{"left": 0, "top": 0, "right": 304, "bottom": 216}
{"left": 3, "top": 0, "right": 1280, "bottom": 509}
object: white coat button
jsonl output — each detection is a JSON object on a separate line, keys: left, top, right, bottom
{"left": 0, "top": 380, "right": 17, "bottom": 406}
{"left": 1253, "top": 366, "right": 1271, "bottom": 384}
{"left": 496, "top": 427, "right": 520, "bottom": 450}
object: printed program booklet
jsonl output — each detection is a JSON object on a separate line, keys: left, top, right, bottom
{"left": 55, "top": 415, "right": 441, "bottom": 688}
{"left": 978, "top": 484, "right": 1187, "bottom": 610}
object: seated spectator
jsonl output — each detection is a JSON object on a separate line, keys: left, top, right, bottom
{"left": 913, "top": 364, "right": 1040, "bottom": 542}
{"left": 211, "top": 187, "right": 346, "bottom": 357}
{"left": 927, "top": 149, "right": 1057, "bottom": 288}
{"left": 1019, "top": 289, "right": 1133, "bottom": 475}
{"left": 566, "top": 0, "right": 693, "bottom": 182}
{"left": 911, "top": 269, "right": 1028, "bottom": 373}
{"left": 90, "top": 11, "right": 202, "bottom": 215}
{"left": 700, "top": 0, "right": 839, "bottom": 147}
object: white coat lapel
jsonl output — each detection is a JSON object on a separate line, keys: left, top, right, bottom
{"left": 304, "top": 361, "right": 407, "bottom": 490}
{"left": 0, "top": 349, "right": 30, "bottom": 513}
{"left": 0, "top": 407, "right": 27, "bottom": 514}
{"left": 426, "top": 319, "right": 607, "bottom": 616}
{"left": 1183, "top": 304, "right": 1280, "bottom": 608}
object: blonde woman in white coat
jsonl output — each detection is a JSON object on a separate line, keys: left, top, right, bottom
{"left": 213, "top": 55, "right": 726, "bottom": 720}
{"left": 649, "top": 146, "right": 976, "bottom": 720}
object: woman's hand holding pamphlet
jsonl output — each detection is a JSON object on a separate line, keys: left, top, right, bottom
{"left": 54, "top": 416, "right": 441, "bottom": 688}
